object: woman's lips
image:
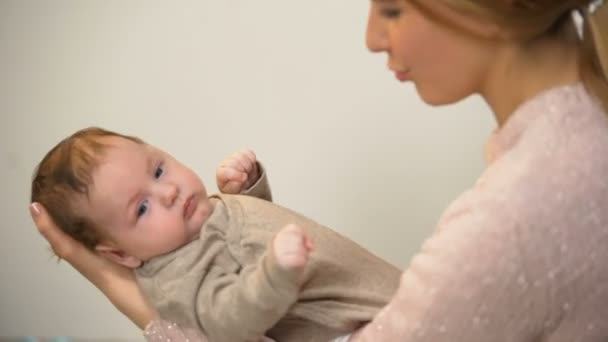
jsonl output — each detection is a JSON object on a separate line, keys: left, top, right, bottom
{"left": 394, "top": 70, "right": 411, "bottom": 82}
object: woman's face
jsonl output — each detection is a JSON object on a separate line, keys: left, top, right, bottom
{"left": 366, "top": 0, "right": 497, "bottom": 106}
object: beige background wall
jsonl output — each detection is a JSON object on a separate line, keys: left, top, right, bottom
{"left": 0, "top": 0, "right": 493, "bottom": 340}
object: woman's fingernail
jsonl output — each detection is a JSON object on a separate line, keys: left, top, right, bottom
{"left": 30, "top": 203, "right": 41, "bottom": 217}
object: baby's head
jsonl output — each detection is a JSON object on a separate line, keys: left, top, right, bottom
{"left": 32, "top": 127, "right": 214, "bottom": 268}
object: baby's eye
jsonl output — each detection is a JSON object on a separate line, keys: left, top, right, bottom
{"left": 155, "top": 163, "right": 164, "bottom": 179}
{"left": 137, "top": 200, "right": 149, "bottom": 218}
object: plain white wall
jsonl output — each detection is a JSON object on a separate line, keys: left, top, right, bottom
{"left": 0, "top": 0, "right": 494, "bottom": 340}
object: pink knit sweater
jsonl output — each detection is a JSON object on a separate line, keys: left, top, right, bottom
{"left": 352, "top": 83, "right": 608, "bottom": 341}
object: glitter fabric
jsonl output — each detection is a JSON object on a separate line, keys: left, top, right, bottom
{"left": 350, "top": 83, "right": 608, "bottom": 341}
{"left": 143, "top": 319, "right": 278, "bottom": 341}
{"left": 143, "top": 319, "right": 203, "bottom": 342}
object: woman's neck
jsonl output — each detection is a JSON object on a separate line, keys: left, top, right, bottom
{"left": 481, "top": 29, "right": 582, "bottom": 127}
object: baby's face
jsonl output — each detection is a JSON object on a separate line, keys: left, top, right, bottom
{"left": 83, "top": 136, "right": 213, "bottom": 266}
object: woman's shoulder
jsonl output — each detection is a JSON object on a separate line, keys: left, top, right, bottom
{"left": 478, "top": 83, "right": 608, "bottom": 209}
{"left": 434, "top": 81, "right": 608, "bottom": 277}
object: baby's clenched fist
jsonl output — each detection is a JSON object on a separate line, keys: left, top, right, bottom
{"left": 216, "top": 149, "right": 259, "bottom": 194}
{"left": 273, "top": 224, "right": 313, "bottom": 279}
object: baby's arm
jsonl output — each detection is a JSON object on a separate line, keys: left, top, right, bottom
{"left": 195, "top": 225, "right": 312, "bottom": 342}
{"left": 216, "top": 149, "right": 272, "bottom": 201}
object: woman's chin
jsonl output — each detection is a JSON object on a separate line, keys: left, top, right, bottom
{"left": 416, "top": 84, "right": 468, "bottom": 107}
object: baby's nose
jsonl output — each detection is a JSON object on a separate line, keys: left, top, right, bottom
{"left": 159, "top": 183, "right": 178, "bottom": 207}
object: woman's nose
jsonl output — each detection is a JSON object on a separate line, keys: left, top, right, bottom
{"left": 366, "top": 11, "right": 389, "bottom": 53}
{"left": 157, "top": 183, "right": 178, "bottom": 207}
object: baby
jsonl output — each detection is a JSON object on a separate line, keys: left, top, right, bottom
{"left": 31, "top": 127, "right": 400, "bottom": 342}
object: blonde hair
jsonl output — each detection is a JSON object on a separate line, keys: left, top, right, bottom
{"left": 410, "top": 0, "right": 608, "bottom": 112}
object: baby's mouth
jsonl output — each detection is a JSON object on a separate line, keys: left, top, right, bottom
{"left": 183, "top": 194, "right": 197, "bottom": 219}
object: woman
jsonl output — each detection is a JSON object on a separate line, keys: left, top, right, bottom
{"left": 31, "top": 0, "right": 608, "bottom": 341}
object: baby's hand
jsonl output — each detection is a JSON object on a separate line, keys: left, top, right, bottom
{"left": 216, "top": 149, "right": 260, "bottom": 194}
{"left": 273, "top": 224, "right": 313, "bottom": 279}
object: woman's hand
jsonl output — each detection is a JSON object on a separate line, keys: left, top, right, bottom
{"left": 30, "top": 202, "right": 156, "bottom": 329}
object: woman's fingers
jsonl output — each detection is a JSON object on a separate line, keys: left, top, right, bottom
{"left": 30, "top": 202, "right": 78, "bottom": 259}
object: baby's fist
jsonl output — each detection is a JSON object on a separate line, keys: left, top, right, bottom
{"left": 216, "top": 149, "right": 259, "bottom": 194}
{"left": 273, "top": 224, "right": 313, "bottom": 276}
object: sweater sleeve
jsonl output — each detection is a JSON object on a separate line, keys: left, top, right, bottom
{"left": 349, "top": 191, "right": 547, "bottom": 342}
{"left": 143, "top": 319, "right": 278, "bottom": 342}
{"left": 195, "top": 244, "right": 301, "bottom": 342}
{"left": 143, "top": 319, "right": 210, "bottom": 342}
{"left": 241, "top": 162, "right": 273, "bottom": 202}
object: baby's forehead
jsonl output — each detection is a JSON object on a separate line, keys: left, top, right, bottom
{"left": 93, "top": 137, "right": 155, "bottom": 164}
{"left": 84, "top": 142, "right": 149, "bottom": 221}
{"left": 91, "top": 142, "right": 164, "bottom": 200}
{"left": 96, "top": 135, "right": 145, "bottom": 150}
{"left": 94, "top": 142, "right": 150, "bottom": 177}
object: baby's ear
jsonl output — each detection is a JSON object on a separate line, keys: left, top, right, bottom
{"left": 95, "top": 244, "right": 142, "bottom": 268}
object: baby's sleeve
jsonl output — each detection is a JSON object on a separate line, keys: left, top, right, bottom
{"left": 241, "top": 162, "right": 273, "bottom": 202}
{"left": 195, "top": 245, "right": 300, "bottom": 342}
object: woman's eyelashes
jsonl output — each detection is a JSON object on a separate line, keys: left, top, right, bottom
{"left": 380, "top": 6, "right": 402, "bottom": 19}
{"left": 381, "top": 8, "right": 401, "bottom": 19}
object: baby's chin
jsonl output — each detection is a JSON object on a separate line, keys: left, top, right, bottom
{"left": 188, "top": 197, "right": 217, "bottom": 236}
